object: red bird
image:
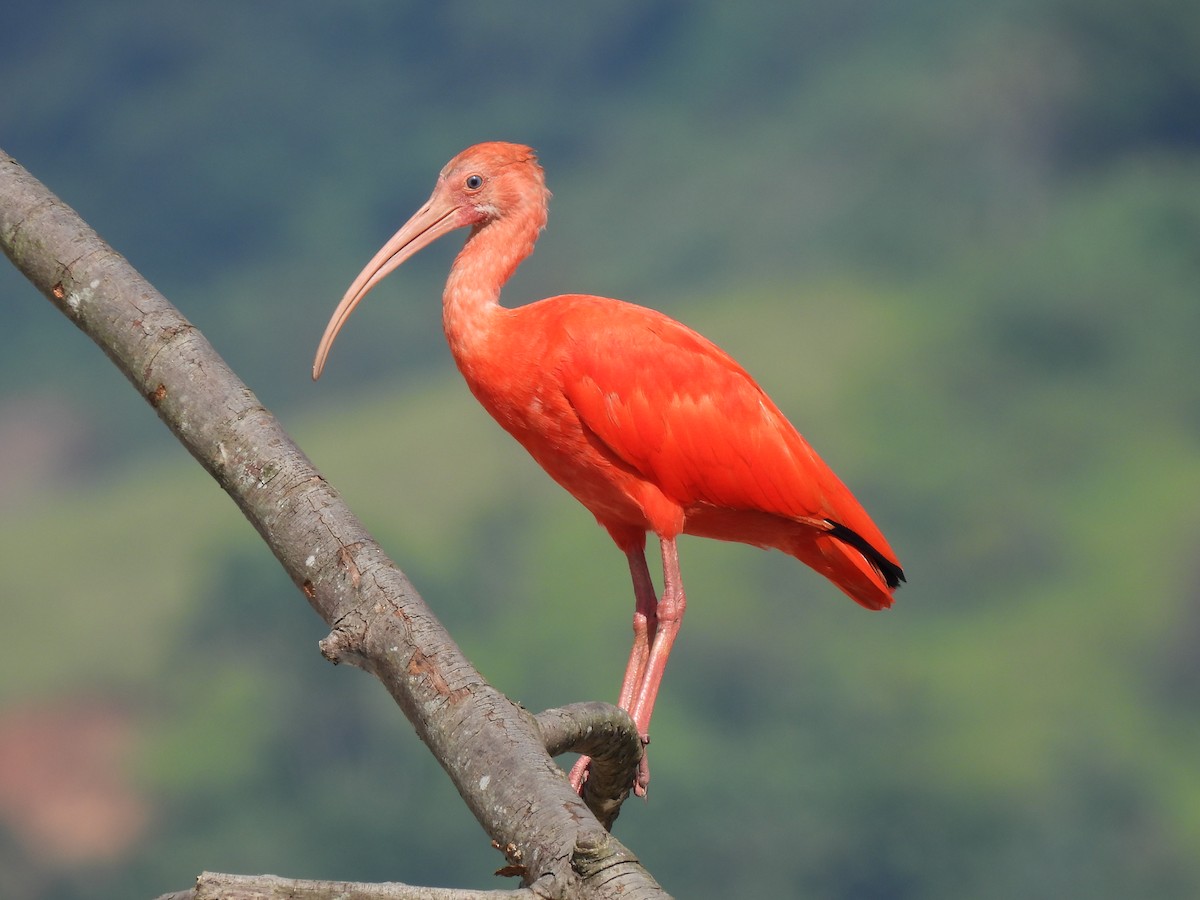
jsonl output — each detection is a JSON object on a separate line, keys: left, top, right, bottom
{"left": 313, "top": 142, "right": 904, "bottom": 794}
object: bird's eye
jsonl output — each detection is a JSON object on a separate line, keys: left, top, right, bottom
{"left": 464, "top": 174, "right": 484, "bottom": 191}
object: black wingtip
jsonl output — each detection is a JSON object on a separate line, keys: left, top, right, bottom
{"left": 824, "top": 520, "right": 905, "bottom": 589}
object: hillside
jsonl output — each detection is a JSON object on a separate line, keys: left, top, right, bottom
{"left": 3, "top": 2, "right": 1200, "bottom": 898}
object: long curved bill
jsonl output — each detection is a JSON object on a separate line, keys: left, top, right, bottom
{"left": 312, "top": 197, "right": 464, "bottom": 380}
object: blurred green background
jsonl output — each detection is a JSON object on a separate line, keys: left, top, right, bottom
{"left": 3, "top": 2, "right": 1199, "bottom": 897}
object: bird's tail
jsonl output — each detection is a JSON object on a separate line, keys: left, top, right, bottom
{"left": 788, "top": 521, "right": 904, "bottom": 611}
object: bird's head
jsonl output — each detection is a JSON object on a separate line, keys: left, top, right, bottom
{"left": 312, "top": 142, "right": 550, "bottom": 380}
{"left": 436, "top": 141, "right": 550, "bottom": 230}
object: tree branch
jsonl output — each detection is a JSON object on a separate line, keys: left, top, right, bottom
{"left": 535, "top": 704, "right": 643, "bottom": 831}
{"left": 0, "top": 148, "right": 669, "bottom": 899}
{"left": 155, "top": 870, "right": 537, "bottom": 899}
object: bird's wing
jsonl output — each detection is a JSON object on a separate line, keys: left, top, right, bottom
{"left": 542, "top": 295, "right": 902, "bottom": 609}
{"left": 554, "top": 297, "right": 855, "bottom": 526}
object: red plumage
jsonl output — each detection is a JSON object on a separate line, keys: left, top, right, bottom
{"left": 314, "top": 142, "right": 904, "bottom": 794}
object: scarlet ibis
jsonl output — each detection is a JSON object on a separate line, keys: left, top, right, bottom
{"left": 313, "top": 142, "right": 904, "bottom": 795}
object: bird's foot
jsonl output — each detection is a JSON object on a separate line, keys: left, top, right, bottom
{"left": 632, "top": 734, "right": 650, "bottom": 797}
{"left": 568, "top": 734, "right": 652, "bottom": 798}
{"left": 568, "top": 754, "right": 591, "bottom": 794}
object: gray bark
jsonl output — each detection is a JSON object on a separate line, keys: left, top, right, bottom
{"left": 155, "top": 871, "right": 536, "bottom": 899}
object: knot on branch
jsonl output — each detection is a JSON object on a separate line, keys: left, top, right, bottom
{"left": 570, "top": 830, "right": 644, "bottom": 887}
{"left": 319, "top": 615, "right": 370, "bottom": 670}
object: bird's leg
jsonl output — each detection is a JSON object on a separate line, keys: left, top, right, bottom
{"left": 616, "top": 543, "right": 659, "bottom": 712}
{"left": 627, "top": 537, "right": 686, "bottom": 785}
{"left": 569, "top": 542, "right": 659, "bottom": 795}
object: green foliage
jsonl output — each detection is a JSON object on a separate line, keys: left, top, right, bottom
{"left": 3, "top": 1, "right": 1200, "bottom": 898}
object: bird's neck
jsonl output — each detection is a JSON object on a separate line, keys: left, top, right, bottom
{"left": 442, "top": 207, "right": 543, "bottom": 360}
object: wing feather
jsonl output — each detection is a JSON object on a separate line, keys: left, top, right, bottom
{"left": 556, "top": 298, "right": 841, "bottom": 522}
